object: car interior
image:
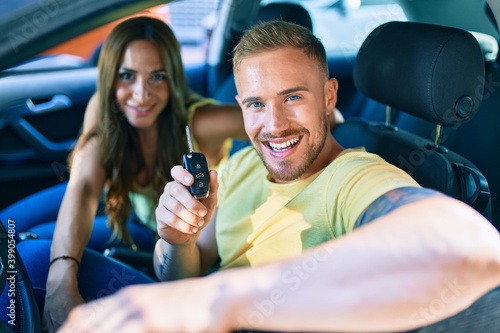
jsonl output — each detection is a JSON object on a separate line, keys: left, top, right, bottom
{"left": 0, "top": 220, "right": 40, "bottom": 333}
{"left": 334, "top": 20, "right": 492, "bottom": 220}
{"left": 0, "top": 0, "right": 499, "bottom": 332}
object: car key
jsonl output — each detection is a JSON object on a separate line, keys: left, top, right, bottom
{"left": 183, "top": 125, "right": 210, "bottom": 199}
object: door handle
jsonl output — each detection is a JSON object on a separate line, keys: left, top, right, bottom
{"left": 0, "top": 95, "right": 72, "bottom": 127}
{"left": 26, "top": 94, "right": 72, "bottom": 114}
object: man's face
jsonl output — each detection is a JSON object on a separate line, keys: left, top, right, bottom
{"left": 235, "top": 47, "right": 338, "bottom": 183}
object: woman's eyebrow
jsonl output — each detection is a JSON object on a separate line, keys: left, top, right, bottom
{"left": 151, "top": 69, "right": 167, "bottom": 74}
{"left": 118, "top": 67, "right": 166, "bottom": 73}
{"left": 118, "top": 66, "right": 136, "bottom": 73}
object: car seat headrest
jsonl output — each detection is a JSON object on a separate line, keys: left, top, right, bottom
{"left": 254, "top": 2, "right": 313, "bottom": 32}
{"left": 354, "top": 21, "right": 485, "bottom": 126}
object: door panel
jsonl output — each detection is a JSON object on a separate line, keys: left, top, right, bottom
{"left": 0, "top": 67, "right": 97, "bottom": 209}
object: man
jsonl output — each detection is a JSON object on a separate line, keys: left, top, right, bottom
{"left": 61, "top": 21, "right": 500, "bottom": 333}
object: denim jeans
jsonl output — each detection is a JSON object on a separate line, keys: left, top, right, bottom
{"left": 0, "top": 239, "right": 155, "bottom": 328}
{"left": 0, "top": 182, "right": 156, "bottom": 252}
{"left": 0, "top": 181, "right": 68, "bottom": 237}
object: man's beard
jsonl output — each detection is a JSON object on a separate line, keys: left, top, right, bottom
{"left": 254, "top": 114, "right": 329, "bottom": 182}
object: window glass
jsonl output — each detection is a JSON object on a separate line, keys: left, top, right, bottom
{"left": 39, "top": 5, "right": 170, "bottom": 62}
{"left": 168, "top": 0, "right": 221, "bottom": 64}
{"left": 7, "top": 0, "right": 403, "bottom": 70}
{"left": 297, "top": 0, "right": 407, "bottom": 57}
{"left": 25, "top": 1, "right": 221, "bottom": 69}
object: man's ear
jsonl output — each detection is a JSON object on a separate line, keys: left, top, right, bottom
{"left": 235, "top": 94, "right": 243, "bottom": 109}
{"left": 325, "top": 78, "right": 339, "bottom": 115}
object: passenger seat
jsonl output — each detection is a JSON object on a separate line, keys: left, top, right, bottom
{"left": 333, "top": 21, "right": 492, "bottom": 222}
{"left": 394, "top": 32, "right": 500, "bottom": 230}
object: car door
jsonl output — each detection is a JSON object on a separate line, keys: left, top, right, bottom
{"left": 0, "top": 65, "right": 96, "bottom": 208}
{"left": 0, "top": 0, "right": 169, "bottom": 209}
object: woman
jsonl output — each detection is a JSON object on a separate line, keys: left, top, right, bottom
{"left": 0, "top": 16, "right": 246, "bottom": 249}
{"left": 0, "top": 16, "right": 246, "bottom": 332}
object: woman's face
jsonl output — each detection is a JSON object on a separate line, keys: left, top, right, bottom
{"left": 115, "top": 39, "right": 169, "bottom": 131}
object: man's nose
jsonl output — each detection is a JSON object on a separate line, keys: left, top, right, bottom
{"left": 265, "top": 104, "right": 289, "bottom": 132}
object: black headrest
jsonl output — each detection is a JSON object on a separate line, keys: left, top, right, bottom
{"left": 255, "top": 3, "right": 313, "bottom": 32}
{"left": 354, "top": 21, "right": 485, "bottom": 126}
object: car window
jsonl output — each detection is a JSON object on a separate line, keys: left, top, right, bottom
{"left": 293, "top": 0, "right": 407, "bottom": 57}
{"left": 5, "top": 0, "right": 403, "bottom": 71}
{"left": 12, "top": 1, "right": 221, "bottom": 71}
{"left": 169, "top": 0, "right": 221, "bottom": 64}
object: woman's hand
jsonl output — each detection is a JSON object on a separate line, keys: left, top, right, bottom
{"left": 43, "top": 261, "right": 84, "bottom": 333}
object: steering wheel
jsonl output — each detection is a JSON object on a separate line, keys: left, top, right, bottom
{"left": 0, "top": 221, "right": 41, "bottom": 333}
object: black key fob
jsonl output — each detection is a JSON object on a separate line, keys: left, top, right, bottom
{"left": 183, "top": 126, "right": 210, "bottom": 199}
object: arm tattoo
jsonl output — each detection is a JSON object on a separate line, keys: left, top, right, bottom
{"left": 353, "top": 187, "right": 444, "bottom": 229}
{"left": 159, "top": 252, "right": 173, "bottom": 278}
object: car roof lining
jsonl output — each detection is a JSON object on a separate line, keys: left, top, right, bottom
{"left": 2, "top": 0, "right": 499, "bottom": 72}
{"left": 398, "top": 0, "right": 500, "bottom": 40}
{"left": 0, "top": 0, "right": 170, "bottom": 71}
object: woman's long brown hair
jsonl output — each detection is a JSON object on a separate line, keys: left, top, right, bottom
{"left": 73, "top": 16, "right": 202, "bottom": 244}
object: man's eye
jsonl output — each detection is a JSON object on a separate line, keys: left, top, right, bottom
{"left": 249, "top": 102, "right": 263, "bottom": 109}
{"left": 287, "top": 95, "right": 300, "bottom": 101}
{"left": 118, "top": 72, "right": 133, "bottom": 80}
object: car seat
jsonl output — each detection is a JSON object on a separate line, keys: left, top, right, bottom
{"left": 393, "top": 31, "right": 500, "bottom": 231}
{"left": 332, "top": 21, "right": 492, "bottom": 220}
{"left": 406, "top": 285, "right": 500, "bottom": 333}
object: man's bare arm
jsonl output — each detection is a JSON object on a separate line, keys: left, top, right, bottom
{"left": 62, "top": 195, "right": 500, "bottom": 333}
{"left": 354, "top": 187, "right": 443, "bottom": 228}
{"left": 220, "top": 195, "right": 500, "bottom": 332}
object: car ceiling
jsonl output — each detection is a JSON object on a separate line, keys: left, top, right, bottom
{"left": 398, "top": 0, "right": 500, "bottom": 39}
{"left": 0, "top": 0, "right": 171, "bottom": 72}
{"left": 1, "top": 0, "right": 499, "bottom": 73}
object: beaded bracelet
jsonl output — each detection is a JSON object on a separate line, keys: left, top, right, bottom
{"left": 48, "top": 255, "right": 80, "bottom": 270}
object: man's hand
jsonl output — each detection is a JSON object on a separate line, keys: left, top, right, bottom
{"left": 58, "top": 277, "right": 233, "bottom": 333}
{"left": 156, "top": 166, "right": 219, "bottom": 245}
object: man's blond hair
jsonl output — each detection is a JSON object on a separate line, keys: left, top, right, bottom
{"left": 232, "top": 20, "right": 329, "bottom": 78}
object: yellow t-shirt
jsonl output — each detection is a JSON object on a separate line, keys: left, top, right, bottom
{"left": 216, "top": 146, "right": 420, "bottom": 269}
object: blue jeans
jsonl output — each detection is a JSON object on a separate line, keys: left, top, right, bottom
{"left": 0, "top": 239, "right": 155, "bottom": 328}
{"left": 0, "top": 182, "right": 156, "bottom": 252}
{"left": 0, "top": 182, "right": 67, "bottom": 236}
